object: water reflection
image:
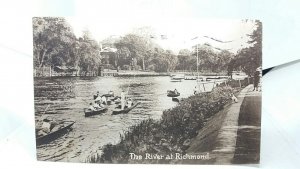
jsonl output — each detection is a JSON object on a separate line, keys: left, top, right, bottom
{"left": 34, "top": 76, "right": 215, "bottom": 162}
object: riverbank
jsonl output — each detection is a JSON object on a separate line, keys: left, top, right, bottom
{"left": 232, "top": 89, "right": 261, "bottom": 164}
{"left": 88, "top": 84, "right": 241, "bottom": 163}
{"left": 34, "top": 68, "right": 230, "bottom": 78}
{"left": 181, "top": 85, "right": 253, "bottom": 164}
{"left": 115, "top": 71, "right": 228, "bottom": 77}
{"left": 115, "top": 71, "right": 169, "bottom": 77}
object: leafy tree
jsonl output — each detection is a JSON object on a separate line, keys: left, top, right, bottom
{"left": 33, "top": 17, "right": 76, "bottom": 68}
{"left": 176, "top": 49, "right": 192, "bottom": 71}
{"left": 232, "top": 20, "right": 262, "bottom": 76}
{"left": 115, "top": 34, "right": 154, "bottom": 70}
{"left": 77, "top": 30, "right": 101, "bottom": 74}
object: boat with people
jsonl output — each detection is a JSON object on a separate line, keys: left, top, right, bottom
{"left": 112, "top": 102, "right": 140, "bottom": 115}
{"left": 167, "top": 89, "right": 180, "bottom": 97}
{"left": 36, "top": 120, "right": 75, "bottom": 145}
{"left": 84, "top": 107, "right": 108, "bottom": 117}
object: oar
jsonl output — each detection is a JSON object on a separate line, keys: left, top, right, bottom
{"left": 82, "top": 99, "right": 90, "bottom": 104}
{"left": 38, "top": 104, "right": 50, "bottom": 122}
{"left": 156, "top": 92, "right": 167, "bottom": 96}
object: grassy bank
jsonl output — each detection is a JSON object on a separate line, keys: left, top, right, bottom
{"left": 88, "top": 85, "right": 241, "bottom": 164}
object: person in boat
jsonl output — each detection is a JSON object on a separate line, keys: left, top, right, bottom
{"left": 93, "top": 101, "right": 101, "bottom": 110}
{"left": 89, "top": 103, "right": 96, "bottom": 111}
{"left": 121, "top": 90, "right": 126, "bottom": 110}
{"left": 37, "top": 117, "right": 60, "bottom": 137}
{"left": 94, "top": 91, "right": 100, "bottom": 100}
{"left": 127, "top": 98, "right": 133, "bottom": 108}
{"left": 174, "top": 88, "right": 178, "bottom": 94}
{"left": 114, "top": 97, "right": 121, "bottom": 104}
{"left": 94, "top": 93, "right": 102, "bottom": 107}
{"left": 101, "top": 95, "right": 107, "bottom": 105}
{"left": 41, "top": 118, "right": 51, "bottom": 133}
{"left": 109, "top": 90, "right": 114, "bottom": 97}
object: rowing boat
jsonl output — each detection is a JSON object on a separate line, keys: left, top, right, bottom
{"left": 167, "top": 90, "right": 180, "bottom": 97}
{"left": 84, "top": 107, "right": 108, "bottom": 117}
{"left": 36, "top": 121, "right": 75, "bottom": 146}
{"left": 112, "top": 102, "right": 140, "bottom": 115}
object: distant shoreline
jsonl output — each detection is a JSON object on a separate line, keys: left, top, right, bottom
{"left": 34, "top": 70, "right": 228, "bottom": 78}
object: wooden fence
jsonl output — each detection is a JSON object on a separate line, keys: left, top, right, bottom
{"left": 34, "top": 66, "right": 98, "bottom": 77}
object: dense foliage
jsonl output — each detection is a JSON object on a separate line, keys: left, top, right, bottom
{"left": 33, "top": 17, "right": 261, "bottom": 75}
{"left": 33, "top": 17, "right": 101, "bottom": 74}
{"left": 229, "top": 20, "right": 262, "bottom": 76}
{"left": 90, "top": 86, "right": 239, "bottom": 163}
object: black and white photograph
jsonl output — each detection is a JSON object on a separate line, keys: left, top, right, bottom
{"left": 33, "top": 17, "right": 262, "bottom": 164}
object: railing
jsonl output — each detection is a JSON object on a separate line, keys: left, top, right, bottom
{"left": 34, "top": 66, "right": 97, "bottom": 77}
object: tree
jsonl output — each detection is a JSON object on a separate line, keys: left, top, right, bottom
{"left": 33, "top": 17, "right": 76, "bottom": 68}
{"left": 77, "top": 30, "right": 101, "bottom": 75}
{"left": 216, "top": 50, "right": 234, "bottom": 72}
{"left": 115, "top": 34, "right": 154, "bottom": 70}
{"left": 232, "top": 20, "right": 262, "bottom": 76}
{"left": 176, "top": 49, "right": 192, "bottom": 71}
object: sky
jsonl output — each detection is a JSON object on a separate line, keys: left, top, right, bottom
{"left": 62, "top": 0, "right": 258, "bottom": 54}
{"left": 66, "top": 17, "right": 256, "bottom": 54}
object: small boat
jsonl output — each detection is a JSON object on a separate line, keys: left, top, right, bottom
{"left": 84, "top": 107, "right": 108, "bottom": 117}
{"left": 184, "top": 76, "right": 197, "bottom": 80}
{"left": 112, "top": 102, "right": 140, "bottom": 115}
{"left": 170, "top": 74, "right": 184, "bottom": 82}
{"left": 102, "top": 93, "right": 114, "bottom": 98}
{"left": 36, "top": 121, "right": 75, "bottom": 146}
{"left": 170, "top": 74, "right": 184, "bottom": 79}
{"left": 170, "top": 78, "right": 182, "bottom": 82}
{"left": 172, "top": 97, "right": 180, "bottom": 102}
{"left": 167, "top": 90, "right": 180, "bottom": 97}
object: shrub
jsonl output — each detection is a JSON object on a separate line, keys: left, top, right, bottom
{"left": 89, "top": 85, "right": 239, "bottom": 163}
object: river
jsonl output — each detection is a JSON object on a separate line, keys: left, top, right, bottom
{"left": 34, "top": 76, "right": 218, "bottom": 162}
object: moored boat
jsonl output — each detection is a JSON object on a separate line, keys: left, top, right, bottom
{"left": 170, "top": 78, "right": 182, "bottom": 82}
{"left": 36, "top": 120, "right": 75, "bottom": 146}
{"left": 172, "top": 97, "right": 180, "bottom": 102}
{"left": 170, "top": 74, "right": 184, "bottom": 82}
{"left": 184, "top": 75, "right": 197, "bottom": 80}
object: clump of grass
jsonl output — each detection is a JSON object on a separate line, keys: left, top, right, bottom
{"left": 89, "top": 85, "right": 240, "bottom": 163}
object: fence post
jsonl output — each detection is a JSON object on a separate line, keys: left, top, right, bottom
{"left": 49, "top": 66, "right": 52, "bottom": 77}
{"left": 238, "top": 79, "right": 242, "bottom": 88}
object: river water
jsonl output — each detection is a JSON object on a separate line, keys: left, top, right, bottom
{"left": 34, "top": 76, "right": 218, "bottom": 162}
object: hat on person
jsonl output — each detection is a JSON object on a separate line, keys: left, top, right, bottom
{"left": 42, "top": 116, "right": 51, "bottom": 122}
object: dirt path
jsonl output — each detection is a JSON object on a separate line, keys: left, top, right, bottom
{"left": 232, "top": 90, "right": 261, "bottom": 164}
{"left": 182, "top": 85, "right": 261, "bottom": 164}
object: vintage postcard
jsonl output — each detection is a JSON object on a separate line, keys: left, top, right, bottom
{"left": 33, "top": 17, "right": 261, "bottom": 164}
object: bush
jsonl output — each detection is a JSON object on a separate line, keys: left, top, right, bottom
{"left": 90, "top": 85, "right": 239, "bottom": 163}
{"left": 121, "top": 65, "right": 131, "bottom": 70}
